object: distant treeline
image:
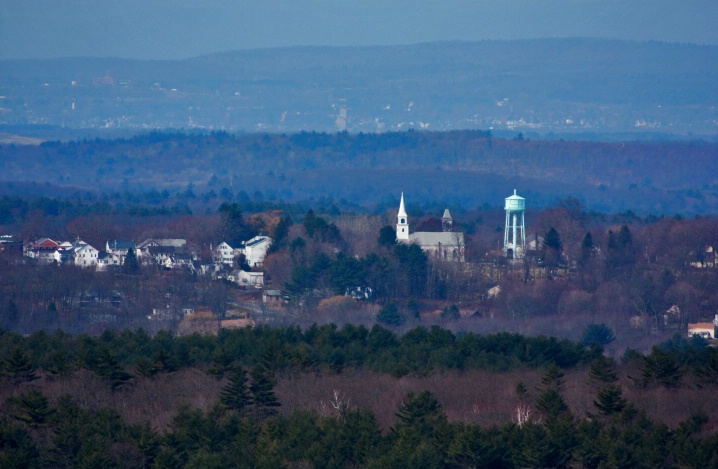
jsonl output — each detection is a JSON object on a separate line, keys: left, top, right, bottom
{"left": 0, "top": 325, "right": 594, "bottom": 378}
{"left": 2, "top": 130, "right": 718, "bottom": 213}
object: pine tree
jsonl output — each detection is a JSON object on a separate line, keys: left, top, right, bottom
{"left": 207, "top": 347, "right": 235, "bottom": 379}
{"left": 221, "top": 368, "right": 253, "bottom": 412}
{"left": 588, "top": 356, "right": 619, "bottom": 388}
{"left": 641, "top": 347, "right": 683, "bottom": 388}
{"left": 249, "top": 363, "right": 280, "bottom": 418}
{"left": 377, "top": 302, "right": 403, "bottom": 326}
{"left": 581, "top": 324, "right": 615, "bottom": 347}
{"left": 535, "top": 388, "right": 569, "bottom": 419}
{"left": 93, "top": 348, "right": 132, "bottom": 390}
{"left": 540, "top": 363, "right": 565, "bottom": 391}
{"left": 10, "top": 389, "right": 53, "bottom": 427}
{"left": 2, "top": 347, "right": 37, "bottom": 384}
{"left": 542, "top": 227, "right": 563, "bottom": 268}
{"left": 593, "top": 385, "right": 626, "bottom": 416}
{"left": 580, "top": 232, "right": 595, "bottom": 261}
{"left": 123, "top": 247, "right": 140, "bottom": 274}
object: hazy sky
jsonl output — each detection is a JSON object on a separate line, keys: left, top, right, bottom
{"left": 2, "top": 0, "right": 717, "bottom": 60}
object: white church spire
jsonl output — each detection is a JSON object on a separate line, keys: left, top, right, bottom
{"left": 396, "top": 192, "right": 409, "bottom": 240}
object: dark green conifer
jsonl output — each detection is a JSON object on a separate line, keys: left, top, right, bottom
{"left": 2, "top": 347, "right": 37, "bottom": 384}
{"left": 123, "top": 247, "right": 140, "bottom": 274}
{"left": 10, "top": 390, "right": 53, "bottom": 427}
{"left": 207, "top": 347, "right": 234, "bottom": 379}
{"left": 249, "top": 363, "right": 280, "bottom": 418}
{"left": 93, "top": 348, "right": 132, "bottom": 390}
{"left": 588, "top": 355, "right": 619, "bottom": 388}
{"left": 641, "top": 347, "right": 682, "bottom": 388}
{"left": 540, "top": 363, "right": 565, "bottom": 391}
{"left": 377, "top": 302, "right": 403, "bottom": 326}
{"left": 221, "top": 368, "right": 253, "bottom": 412}
{"left": 535, "top": 388, "right": 569, "bottom": 419}
{"left": 593, "top": 385, "right": 626, "bottom": 416}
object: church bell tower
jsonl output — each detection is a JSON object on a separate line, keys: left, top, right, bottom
{"left": 396, "top": 193, "right": 409, "bottom": 241}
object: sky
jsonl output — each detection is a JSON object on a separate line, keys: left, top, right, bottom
{"left": 1, "top": 0, "right": 717, "bottom": 60}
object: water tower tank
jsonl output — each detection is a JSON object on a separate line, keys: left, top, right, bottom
{"left": 505, "top": 189, "right": 525, "bottom": 212}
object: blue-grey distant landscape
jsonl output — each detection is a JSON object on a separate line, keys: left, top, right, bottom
{"left": 2, "top": 0, "right": 717, "bottom": 60}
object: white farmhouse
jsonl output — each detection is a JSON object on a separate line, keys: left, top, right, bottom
{"left": 242, "top": 235, "right": 272, "bottom": 267}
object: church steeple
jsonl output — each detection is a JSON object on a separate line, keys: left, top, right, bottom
{"left": 396, "top": 192, "right": 409, "bottom": 240}
{"left": 442, "top": 208, "right": 453, "bottom": 232}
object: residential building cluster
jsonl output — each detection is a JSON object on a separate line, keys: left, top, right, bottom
{"left": 0, "top": 234, "right": 272, "bottom": 289}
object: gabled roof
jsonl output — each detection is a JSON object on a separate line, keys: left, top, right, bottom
{"left": 138, "top": 238, "right": 187, "bottom": 249}
{"left": 245, "top": 235, "right": 271, "bottom": 247}
{"left": 409, "top": 231, "right": 464, "bottom": 246}
{"left": 107, "top": 240, "right": 135, "bottom": 250}
{"left": 34, "top": 238, "right": 60, "bottom": 249}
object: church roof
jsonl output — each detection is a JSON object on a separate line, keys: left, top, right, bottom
{"left": 409, "top": 231, "right": 464, "bottom": 246}
{"left": 442, "top": 209, "right": 452, "bottom": 220}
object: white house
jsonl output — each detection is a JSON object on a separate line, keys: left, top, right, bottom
{"left": 136, "top": 238, "right": 188, "bottom": 257}
{"left": 26, "top": 238, "right": 61, "bottom": 264}
{"left": 243, "top": 235, "right": 272, "bottom": 267}
{"left": 687, "top": 314, "right": 718, "bottom": 339}
{"left": 213, "top": 242, "right": 237, "bottom": 265}
{"left": 235, "top": 270, "right": 264, "bottom": 288}
{"left": 106, "top": 240, "right": 136, "bottom": 264}
{"left": 71, "top": 242, "right": 100, "bottom": 268}
{"left": 396, "top": 193, "right": 465, "bottom": 262}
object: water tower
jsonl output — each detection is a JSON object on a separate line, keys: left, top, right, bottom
{"left": 504, "top": 189, "right": 526, "bottom": 259}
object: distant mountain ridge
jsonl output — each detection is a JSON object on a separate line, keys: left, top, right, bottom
{"left": 1, "top": 38, "right": 716, "bottom": 135}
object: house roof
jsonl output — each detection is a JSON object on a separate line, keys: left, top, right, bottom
{"left": 34, "top": 238, "right": 59, "bottom": 249}
{"left": 138, "top": 238, "right": 187, "bottom": 249}
{"left": 245, "top": 236, "right": 270, "bottom": 247}
{"left": 107, "top": 240, "right": 135, "bottom": 250}
{"left": 688, "top": 323, "right": 715, "bottom": 330}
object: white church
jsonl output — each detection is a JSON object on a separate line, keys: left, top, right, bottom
{"left": 396, "top": 193, "right": 465, "bottom": 262}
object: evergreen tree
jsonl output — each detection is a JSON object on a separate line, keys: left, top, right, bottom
{"left": 641, "top": 347, "right": 683, "bottom": 388}
{"left": 249, "top": 363, "right": 280, "bottom": 418}
{"left": 394, "top": 391, "right": 446, "bottom": 433}
{"left": 92, "top": 348, "right": 132, "bottom": 390}
{"left": 540, "top": 363, "right": 565, "bottom": 391}
{"left": 588, "top": 355, "right": 619, "bottom": 388}
{"left": 542, "top": 227, "right": 563, "bottom": 268}
{"left": 377, "top": 225, "right": 397, "bottom": 248}
{"left": 267, "top": 215, "right": 291, "bottom": 254}
{"left": 580, "top": 231, "right": 595, "bottom": 261}
{"left": 581, "top": 323, "right": 616, "bottom": 347}
{"left": 0, "top": 418, "right": 40, "bottom": 468}
{"left": 123, "top": 247, "right": 140, "bottom": 274}
{"left": 2, "top": 347, "right": 37, "bottom": 384}
{"left": 221, "top": 368, "right": 253, "bottom": 412}
{"left": 207, "top": 347, "right": 235, "bottom": 379}
{"left": 377, "top": 302, "right": 403, "bottom": 327}
{"left": 406, "top": 299, "right": 420, "bottom": 319}
{"left": 535, "top": 388, "right": 569, "bottom": 419}
{"left": 9, "top": 390, "right": 53, "bottom": 427}
{"left": 593, "top": 385, "right": 627, "bottom": 416}
{"left": 218, "top": 202, "right": 252, "bottom": 246}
